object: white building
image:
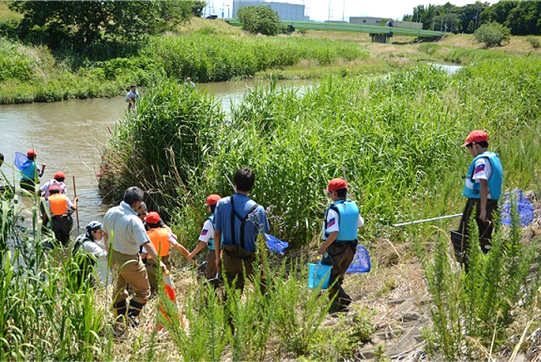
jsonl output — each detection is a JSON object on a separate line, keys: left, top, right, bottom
{"left": 232, "top": 1, "right": 310, "bottom": 21}
{"left": 349, "top": 16, "right": 384, "bottom": 25}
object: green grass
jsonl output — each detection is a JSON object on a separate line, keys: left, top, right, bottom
{"left": 100, "top": 55, "right": 541, "bottom": 250}
{"left": 0, "top": 33, "right": 370, "bottom": 103}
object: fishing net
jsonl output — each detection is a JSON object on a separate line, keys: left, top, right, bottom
{"left": 264, "top": 233, "right": 289, "bottom": 255}
{"left": 14, "top": 152, "right": 28, "bottom": 171}
{"left": 346, "top": 244, "right": 371, "bottom": 273}
{"left": 500, "top": 189, "right": 534, "bottom": 226}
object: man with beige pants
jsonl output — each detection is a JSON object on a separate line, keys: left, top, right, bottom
{"left": 103, "top": 186, "right": 167, "bottom": 328}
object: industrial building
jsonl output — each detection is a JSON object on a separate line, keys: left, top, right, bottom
{"left": 349, "top": 16, "right": 384, "bottom": 25}
{"left": 232, "top": 1, "right": 309, "bottom": 21}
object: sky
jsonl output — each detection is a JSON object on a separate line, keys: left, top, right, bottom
{"left": 206, "top": 0, "right": 499, "bottom": 21}
{"left": 301, "top": 0, "right": 499, "bottom": 21}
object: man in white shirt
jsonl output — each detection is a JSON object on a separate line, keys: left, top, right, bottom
{"left": 103, "top": 186, "right": 166, "bottom": 329}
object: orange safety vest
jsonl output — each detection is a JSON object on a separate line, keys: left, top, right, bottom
{"left": 49, "top": 194, "right": 68, "bottom": 216}
{"left": 147, "top": 227, "right": 171, "bottom": 257}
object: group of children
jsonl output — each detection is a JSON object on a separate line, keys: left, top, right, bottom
{"left": 9, "top": 149, "right": 365, "bottom": 318}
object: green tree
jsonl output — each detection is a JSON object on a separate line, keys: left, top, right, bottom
{"left": 482, "top": 0, "right": 518, "bottom": 25}
{"left": 506, "top": 1, "right": 541, "bottom": 35}
{"left": 474, "top": 22, "right": 511, "bottom": 47}
{"left": 160, "top": 0, "right": 207, "bottom": 25}
{"left": 237, "top": 5, "right": 283, "bottom": 36}
{"left": 9, "top": 1, "right": 202, "bottom": 51}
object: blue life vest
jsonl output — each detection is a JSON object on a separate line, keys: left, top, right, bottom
{"left": 20, "top": 160, "right": 37, "bottom": 181}
{"left": 207, "top": 214, "right": 216, "bottom": 251}
{"left": 462, "top": 151, "right": 503, "bottom": 200}
{"left": 324, "top": 200, "right": 359, "bottom": 242}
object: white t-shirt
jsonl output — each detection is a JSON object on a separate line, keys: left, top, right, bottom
{"left": 82, "top": 240, "right": 108, "bottom": 259}
{"left": 325, "top": 208, "right": 365, "bottom": 234}
{"left": 125, "top": 90, "right": 139, "bottom": 102}
{"left": 470, "top": 157, "right": 493, "bottom": 198}
{"left": 40, "top": 180, "right": 67, "bottom": 199}
{"left": 198, "top": 219, "right": 214, "bottom": 244}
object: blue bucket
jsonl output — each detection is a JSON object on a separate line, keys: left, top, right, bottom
{"left": 307, "top": 262, "right": 332, "bottom": 289}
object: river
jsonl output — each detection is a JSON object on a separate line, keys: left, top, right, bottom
{"left": 0, "top": 79, "right": 314, "bottom": 227}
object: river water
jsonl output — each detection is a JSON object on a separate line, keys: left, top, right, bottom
{"left": 0, "top": 79, "right": 314, "bottom": 227}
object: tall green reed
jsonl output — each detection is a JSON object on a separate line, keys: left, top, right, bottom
{"left": 101, "top": 56, "right": 541, "bottom": 249}
{"left": 417, "top": 201, "right": 541, "bottom": 360}
{"left": 0, "top": 182, "right": 108, "bottom": 361}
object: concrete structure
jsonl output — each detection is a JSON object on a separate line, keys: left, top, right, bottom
{"left": 349, "top": 16, "right": 385, "bottom": 26}
{"left": 394, "top": 21, "right": 423, "bottom": 30}
{"left": 232, "top": 1, "right": 309, "bottom": 21}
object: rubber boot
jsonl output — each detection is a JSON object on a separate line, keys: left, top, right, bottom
{"left": 113, "top": 300, "right": 127, "bottom": 320}
{"left": 127, "top": 300, "right": 145, "bottom": 327}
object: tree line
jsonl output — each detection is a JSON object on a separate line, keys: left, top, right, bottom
{"left": 2, "top": 1, "right": 205, "bottom": 57}
{"left": 403, "top": 1, "right": 541, "bottom": 35}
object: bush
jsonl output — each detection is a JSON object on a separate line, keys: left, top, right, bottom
{"left": 474, "top": 22, "right": 511, "bottom": 48}
{"left": 419, "top": 43, "right": 439, "bottom": 55}
{"left": 237, "top": 5, "right": 282, "bottom": 36}
{"left": 526, "top": 36, "right": 541, "bottom": 49}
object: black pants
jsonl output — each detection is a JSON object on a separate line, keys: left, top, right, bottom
{"left": 458, "top": 198, "right": 498, "bottom": 254}
{"left": 51, "top": 215, "right": 73, "bottom": 247}
{"left": 321, "top": 241, "right": 357, "bottom": 307}
{"left": 20, "top": 179, "right": 37, "bottom": 193}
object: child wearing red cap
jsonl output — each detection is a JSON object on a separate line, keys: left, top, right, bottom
{"left": 39, "top": 171, "right": 68, "bottom": 200}
{"left": 188, "top": 194, "right": 222, "bottom": 284}
{"left": 46, "top": 185, "right": 78, "bottom": 247}
{"left": 144, "top": 211, "right": 190, "bottom": 295}
{"left": 19, "top": 149, "right": 46, "bottom": 192}
{"left": 318, "top": 177, "right": 364, "bottom": 311}
{"left": 455, "top": 130, "right": 503, "bottom": 266}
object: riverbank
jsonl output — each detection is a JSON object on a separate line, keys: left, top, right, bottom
{"left": 1, "top": 17, "right": 539, "bottom": 104}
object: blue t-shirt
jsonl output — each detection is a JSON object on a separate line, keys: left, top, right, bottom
{"left": 214, "top": 194, "right": 270, "bottom": 252}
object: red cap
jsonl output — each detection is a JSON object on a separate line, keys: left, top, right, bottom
{"left": 206, "top": 194, "right": 221, "bottom": 205}
{"left": 145, "top": 211, "right": 161, "bottom": 224}
{"left": 54, "top": 171, "right": 66, "bottom": 179}
{"left": 461, "top": 130, "right": 489, "bottom": 147}
{"left": 326, "top": 178, "right": 348, "bottom": 192}
{"left": 27, "top": 149, "right": 36, "bottom": 157}
{"left": 49, "top": 185, "right": 60, "bottom": 192}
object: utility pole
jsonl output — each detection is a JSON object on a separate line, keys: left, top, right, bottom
{"left": 342, "top": 0, "right": 345, "bottom": 22}
{"left": 328, "top": 0, "right": 332, "bottom": 21}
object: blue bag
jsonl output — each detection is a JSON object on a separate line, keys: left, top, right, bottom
{"left": 264, "top": 233, "right": 289, "bottom": 255}
{"left": 500, "top": 189, "right": 534, "bottom": 226}
{"left": 346, "top": 244, "right": 371, "bottom": 273}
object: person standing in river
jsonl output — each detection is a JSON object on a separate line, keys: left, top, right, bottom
{"left": 19, "top": 149, "right": 45, "bottom": 192}
{"left": 125, "top": 84, "right": 139, "bottom": 110}
{"left": 46, "top": 185, "right": 77, "bottom": 247}
{"left": 103, "top": 186, "right": 167, "bottom": 330}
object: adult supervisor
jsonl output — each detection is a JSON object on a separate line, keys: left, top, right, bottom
{"left": 214, "top": 167, "right": 269, "bottom": 293}
{"left": 456, "top": 130, "right": 503, "bottom": 264}
{"left": 103, "top": 186, "right": 167, "bottom": 328}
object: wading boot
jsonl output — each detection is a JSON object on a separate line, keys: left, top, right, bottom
{"left": 127, "top": 300, "right": 145, "bottom": 328}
